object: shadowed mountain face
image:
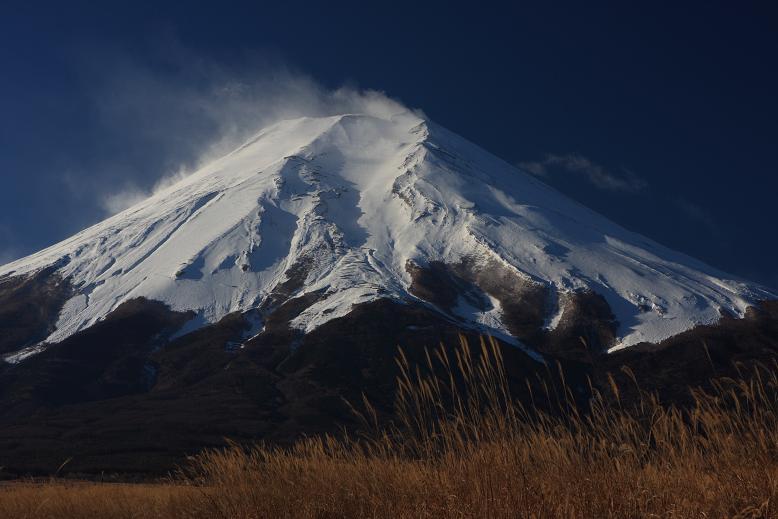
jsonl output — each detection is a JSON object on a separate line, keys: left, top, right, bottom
{"left": 0, "top": 268, "right": 72, "bottom": 356}
{"left": 0, "top": 264, "right": 776, "bottom": 478}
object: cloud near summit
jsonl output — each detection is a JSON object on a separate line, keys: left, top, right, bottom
{"left": 519, "top": 153, "right": 647, "bottom": 193}
{"left": 79, "top": 47, "right": 417, "bottom": 215}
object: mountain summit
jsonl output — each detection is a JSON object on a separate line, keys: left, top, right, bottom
{"left": 0, "top": 111, "right": 773, "bottom": 363}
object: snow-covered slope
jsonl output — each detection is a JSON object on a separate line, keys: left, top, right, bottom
{"left": 1, "top": 110, "right": 773, "bottom": 355}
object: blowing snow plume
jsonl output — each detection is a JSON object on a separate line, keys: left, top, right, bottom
{"left": 82, "top": 50, "right": 417, "bottom": 214}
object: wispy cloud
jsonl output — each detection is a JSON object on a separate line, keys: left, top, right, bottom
{"left": 519, "top": 153, "right": 647, "bottom": 193}
{"left": 74, "top": 42, "right": 419, "bottom": 216}
{"left": 100, "top": 183, "right": 149, "bottom": 214}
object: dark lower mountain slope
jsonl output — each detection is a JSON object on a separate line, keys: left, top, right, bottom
{"left": 0, "top": 265, "right": 776, "bottom": 478}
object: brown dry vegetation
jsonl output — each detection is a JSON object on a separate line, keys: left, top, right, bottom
{"left": 1, "top": 337, "right": 777, "bottom": 518}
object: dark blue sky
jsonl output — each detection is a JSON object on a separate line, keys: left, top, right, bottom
{"left": 1, "top": 1, "right": 776, "bottom": 288}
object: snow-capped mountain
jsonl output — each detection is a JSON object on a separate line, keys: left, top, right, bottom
{"left": 1, "top": 110, "right": 773, "bottom": 362}
{"left": 3, "top": 108, "right": 778, "bottom": 475}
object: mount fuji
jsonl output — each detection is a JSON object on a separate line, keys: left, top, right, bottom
{"left": 1, "top": 109, "right": 776, "bottom": 475}
{"left": 1, "top": 110, "right": 773, "bottom": 360}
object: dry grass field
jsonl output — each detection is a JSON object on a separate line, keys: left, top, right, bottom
{"left": 1, "top": 337, "right": 776, "bottom": 518}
